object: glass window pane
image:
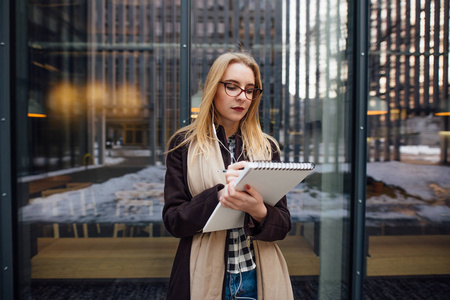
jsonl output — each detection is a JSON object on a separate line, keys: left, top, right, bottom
{"left": 12, "top": 0, "right": 357, "bottom": 299}
{"left": 190, "top": 0, "right": 353, "bottom": 298}
{"left": 365, "top": 0, "right": 450, "bottom": 298}
{"left": 14, "top": 0, "right": 179, "bottom": 298}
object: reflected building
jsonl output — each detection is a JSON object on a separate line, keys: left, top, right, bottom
{"left": 26, "top": 0, "right": 449, "bottom": 174}
{"left": 24, "top": 0, "right": 284, "bottom": 173}
{"left": 368, "top": 0, "right": 449, "bottom": 164}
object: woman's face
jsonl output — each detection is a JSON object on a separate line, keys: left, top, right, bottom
{"left": 213, "top": 62, "right": 255, "bottom": 134}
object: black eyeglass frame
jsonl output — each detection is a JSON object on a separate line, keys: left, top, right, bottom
{"left": 218, "top": 81, "right": 263, "bottom": 101}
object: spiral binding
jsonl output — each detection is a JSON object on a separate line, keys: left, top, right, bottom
{"left": 250, "top": 161, "right": 315, "bottom": 171}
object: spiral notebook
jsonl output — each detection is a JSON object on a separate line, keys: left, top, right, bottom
{"left": 203, "top": 161, "right": 315, "bottom": 232}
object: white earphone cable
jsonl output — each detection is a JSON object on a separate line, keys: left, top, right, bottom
{"left": 212, "top": 105, "right": 244, "bottom": 163}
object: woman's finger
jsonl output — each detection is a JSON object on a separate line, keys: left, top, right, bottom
{"left": 227, "top": 161, "right": 248, "bottom": 171}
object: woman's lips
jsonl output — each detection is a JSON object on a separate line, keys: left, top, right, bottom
{"left": 232, "top": 107, "right": 244, "bottom": 112}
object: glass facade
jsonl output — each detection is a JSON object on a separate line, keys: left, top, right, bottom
{"left": 364, "top": 0, "right": 450, "bottom": 297}
{"left": 0, "top": 0, "right": 448, "bottom": 299}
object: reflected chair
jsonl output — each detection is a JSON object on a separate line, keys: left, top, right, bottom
{"left": 32, "top": 185, "right": 99, "bottom": 238}
{"left": 113, "top": 191, "right": 156, "bottom": 238}
{"left": 66, "top": 187, "right": 100, "bottom": 238}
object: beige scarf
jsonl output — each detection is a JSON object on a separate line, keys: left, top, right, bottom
{"left": 187, "top": 139, "right": 294, "bottom": 300}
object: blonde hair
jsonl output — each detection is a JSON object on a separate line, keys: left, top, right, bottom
{"left": 167, "top": 51, "right": 279, "bottom": 160}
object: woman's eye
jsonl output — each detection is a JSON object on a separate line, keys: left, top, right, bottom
{"left": 227, "top": 85, "right": 238, "bottom": 90}
{"left": 246, "top": 89, "right": 254, "bottom": 94}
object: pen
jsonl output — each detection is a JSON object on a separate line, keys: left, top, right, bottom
{"left": 217, "top": 169, "right": 228, "bottom": 173}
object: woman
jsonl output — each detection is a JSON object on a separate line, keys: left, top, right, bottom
{"left": 163, "top": 51, "right": 293, "bottom": 299}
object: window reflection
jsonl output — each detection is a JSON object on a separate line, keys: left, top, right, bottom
{"left": 18, "top": 0, "right": 182, "bottom": 291}
{"left": 17, "top": 0, "right": 353, "bottom": 298}
{"left": 12, "top": 0, "right": 449, "bottom": 299}
{"left": 365, "top": 0, "right": 450, "bottom": 292}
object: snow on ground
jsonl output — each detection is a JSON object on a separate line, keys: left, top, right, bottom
{"left": 20, "top": 146, "right": 450, "bottom": 229}
{"left": 367, "top": 161, "right": 449, "bottom": 201}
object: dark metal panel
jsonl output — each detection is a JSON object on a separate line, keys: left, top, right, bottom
{"left": 262, "top": 0, "right": 271, "bottom": 133}
{"left": 128, "top": 1, "right": 133, "bottom": 44}
{"left": 224, "top": 0, "right": 230, "bottom": 48}
{"left": 433, "top": 0, "right": 440, "bottom": 111}
{"left": 253, "top": 0, "right": 262, "bottom": 91}
{"left": 303, "top": 0, "right": 311, "bottom": 162}
{"left": 393, "top": 0, "right": 401, "bottom": 161}
{"left": 202, "top": 0, "right": 209, "bottom": 81}
{"left": 253, "top": 0, "right": 261, "bottom": 47}
{"left": 383, "top": 0, "right": 392, "bottom": 160}
{"left": 117, "top": 1, "right": 126, "bottom": 114}
{"left": 233, "top": 0, "right": 239, "bottom": 47}
{"left": 350, "top": 0, "right": 369, "bottom": 298}
{"left": 212, "top": 0, "right": 220, "bottom": 58}
{"left": 424, "top": 0, "right": 431, "bottom": 112}
{"left": 171, "top": 0, "right": 178, "bottom": 134}
{"left": 160, "top": 1, "right": 167, "bottom": 162}
{"left": 190, "top": 0, "right": 198, "bottom": 97}
{"left": 107, "top": 0, "right": 116, "bottom": 110}
{"left": 441, "top": 0, "right": 450, "bottom": 164}
{"left": 96, "top": 0, "right": 106, "bottom": 165}
{"left": 283, "top": 0, "right": 290, "bottom": 162}
{"left": 149, "top": 0, "right": 157, "bottom": 164}
{"left": 272, "top": 0, "right": 282, "bottom": 142}
{"left": 129, "top": 1, "right": 136, "bottom": 116}
{"left": 180, "top": 0, "right": 191, "bottom": 127}
{"left": 444, "top": 0, "right": 450, "bottom": 107}
{"left": 404, "top": 0, "right": 411, "bottom": 112}
{"left": 414, "top": 0, "right": 421, "bottom": 111}
{"left": 394, "top": 0, "right": 401, "bottom": 110}
{"left": 243, "top": 0, "right": 250, "bottom": 49}
{"left": 138, "top": 0, "right": 147, "bottom": 128}
{"left": 0, "top": 0, "right": 14, "bottom": 297}
{"left": 293, "top": 0, "right": 301, "bottom": 162}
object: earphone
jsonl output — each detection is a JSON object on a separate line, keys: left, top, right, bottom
{"left": 211, "top": 105, "right": 245, "bottom": 163}
{"left": 227, "top": 235, "right": 256, "bottom": 300}
{"left": 212, "top": 105, "right": 256, "bottom": 299}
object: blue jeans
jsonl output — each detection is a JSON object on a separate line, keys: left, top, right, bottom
{"left": 224, "top": 268, "right": 257, "bottom": 300}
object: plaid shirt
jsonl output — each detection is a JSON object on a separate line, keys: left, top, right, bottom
{"left": 226, "top": 135, "right": 256, "bottom": 274}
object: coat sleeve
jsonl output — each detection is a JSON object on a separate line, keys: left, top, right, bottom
{"left": 244, "top": 141, "right": 292, "bottom": 242}
{"left": 162, "top": 135, "right": 224, "bottom": 238}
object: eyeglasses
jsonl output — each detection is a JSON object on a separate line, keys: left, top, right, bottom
{"left": 219, "top": 81, "right": 263, "bottom": 101}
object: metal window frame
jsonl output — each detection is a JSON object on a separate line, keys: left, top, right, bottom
{"left": 350, "top": 0, "right": 369, "bottom": 298}
{"left": 0, "top": 0, "right": 14, "bottom": 299}
{"left": 180, "top": 0, "right": 191, "bottom": 127}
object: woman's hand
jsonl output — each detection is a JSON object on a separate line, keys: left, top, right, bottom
{"left": 224, "top": 161, "right": 247, "bottom": 184}
{"left": 218, "top": 161, "right": 267, "bottom": 223}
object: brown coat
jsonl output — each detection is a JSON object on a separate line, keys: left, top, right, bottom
{"left": 163, "top": 126, "right": 292, "bottom": 299}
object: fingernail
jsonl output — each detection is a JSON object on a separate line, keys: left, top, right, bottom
{"left": 245, "top": 184, "right": 250, "bottom": 190}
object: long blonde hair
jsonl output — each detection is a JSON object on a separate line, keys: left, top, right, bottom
{"left": 167, "top": 51, "right": 279, "bottom": 160}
